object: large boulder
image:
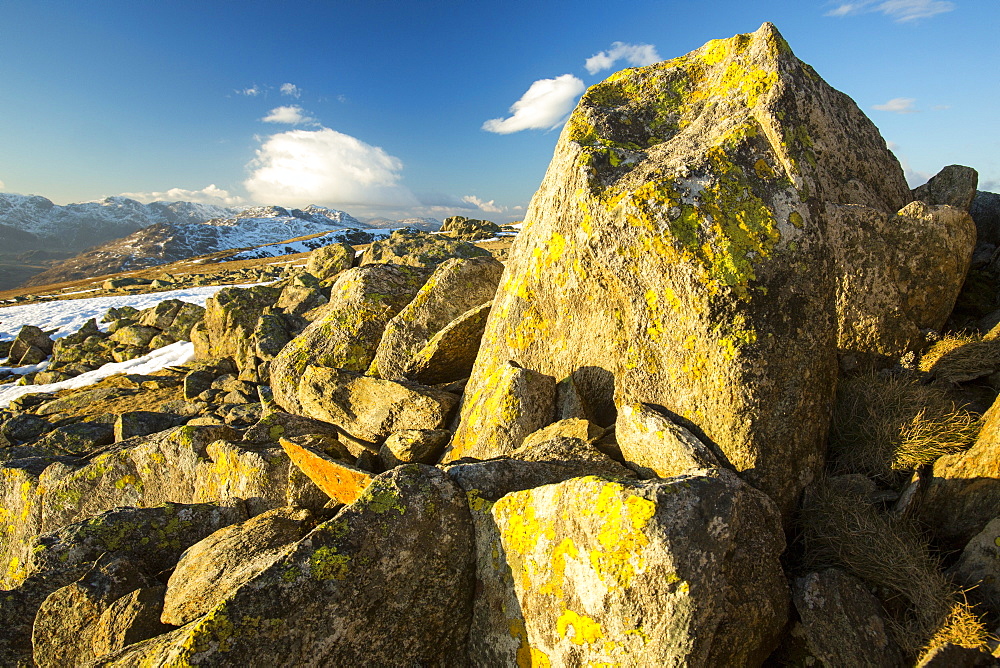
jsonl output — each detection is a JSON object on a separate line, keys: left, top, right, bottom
{"left": 488, "top": 469, "right": 788, "bottom": 665}
{"left": 296, "top": 367, "right": 459, "bottom": 444}
{"left": 96, "top": 465, "right": 475, "bottom": 666}
{"left": 368, "top": 256, "right": 503, "bottom": 381}
{"left": 305, "top": 242, "right": 355, "bottom": 281}
{"left": 911, "top": 164, "right": 978, "bottom": 211}
{"left": 161, "top": 507, "right": 318, "bottom": 626}
{"left": 792, "top": 568, "right": 901, "bottom": 666}
{"left": 827, "top": 200, "right": 974, "bottom": 357}
{"left": 440, "top": 215, "right": 503, "bottom": 240}
{"left": 919, "top": 396, "right": 1000, "bottom": 548}
{"left": 447, "top": 23, "right": 927, "bottom": 516}
{"left": 361, "top": 229, "right": 491, "bottom": 267}
{"left": 971, "top": 190, "right": 1000, "bottom": 246}
{"left": 193, "top": 285, "right": 282, "bottom": 375}
{"left": 269, "top": 264, "right": 431, "bottom": 415}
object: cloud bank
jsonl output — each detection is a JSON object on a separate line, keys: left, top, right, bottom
{"left": 585, "top": 42, "right": 662, "bottom": 75}
{"left": 244, "top": 127, "right": 418, "bottom": 208}
{"left": 118, "top": 184, "right": 245, "bottom": 206}
{"left": 462, "top": 195, "right": 505, "bottom": 213}
{"left": 825, "top": 0, "right": 956, "bottom": 22}
{"left": 262, "top": 105, "right": 317, "bottom": 125}
{"left": 482, "top": 74, "right": 586, "bottom": 134}
{"left": 873, "top": 97, "right": 918, "bottom": 113}
{"left": 0, "top": 179, "right": 5, "bottom": 191}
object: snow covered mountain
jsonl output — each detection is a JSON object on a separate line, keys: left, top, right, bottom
{"left": 0, "top": 193, "right": 237, "bottom": 249}
{"left": 19, "top": 204, "right": 369, "bottom": 287}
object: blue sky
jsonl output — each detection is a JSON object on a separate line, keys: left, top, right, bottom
{"left": 0, "top": 0, "right": 996, "bottom": 222}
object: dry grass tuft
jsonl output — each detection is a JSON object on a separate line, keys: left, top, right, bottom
{"left": 801, "top": 480, "right": 990, "bottom": 657}
{"left": 830, "top": 372, "right": 980, "bottom": 482}
{"left": 920, "top": 332, "right": 1000, "bottom": 384}
{"left": 922, "top": 598, "right": 993, "bottom": 655}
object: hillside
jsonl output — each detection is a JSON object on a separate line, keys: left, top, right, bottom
{"left": 15, "top": 205, "right": 369, "bottom": 288}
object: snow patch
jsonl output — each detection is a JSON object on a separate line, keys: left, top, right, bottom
{"left": 0, "top": 342, "right": 195, "bottom": 408}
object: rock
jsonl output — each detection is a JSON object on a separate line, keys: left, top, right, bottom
{"left": 1, "top": 413, "right": 52, "bottom": 442}
{"left": 252, "top": 312, "right": 293, "bottom": 363}
{"left": 971, "top": 190, "right": 1000, "bottom": 246}
{"left": 440, "top": 215, "right": 503, "bottom": 240}
{"left": 361, "top": 229, "right": 491, "bottom": 267}
{"left": 378, "top": 429, "right": 451, "bottom": 468}
{"left": 792, "top": 568, "right": 901, "bottom": 667}
{"left": 616, "top": 403, "right": 725, "bottom": 478}
{"left": 305, "top": 242, "right": 355, "bottom": 281}
{"left": 275, "top": 284, "right": 327, "bottom": 316}
{"left": 102, "top": 277, "right": 150, "bottom": 290}
{"left": 296, "top": 367, "right": 459, "bottom": 444}
{"left": 916, "top": 643, "right": 995, "bottom": 667}
{"left": 452, "top": 23, "right": 916, "bottom": 516}
{"left": 32, "top": 557, "right": 151, "bottom": 668}
{"left": 241, "top": 410, "right": 347, "bottom": 446}
{"left": 161, "top": 507, "right": 318, "bottom": 626}
{"left": 114, "top": 411, "right": 185, "bottom": 441}
{"left": 26, "top": 502, "right": 248, "bottom": 587}
{"left": 949, "top": 517, "right": 1000, "bottom": 615}
{"left": 368, "top": 256, "right": 503, "bottom": 381}
{"left": 407, "top": 301, "right": 493, "bottom": 385}
{"left": 280, "top": 436, "right": 373, "bottom": 503}
{"left": 92, "top": 586, "right": 172, "bottom": 657}
{"left": 109, "top": 324, "right": 162, "bottom": 349}
{"left": 8, "top": 325, "right": 53, "bottom": 365}
{"left": 270, "top": 263, "right": 432, "bottom": 414}
{"left": 912, "top": 165, "right": 979, "bottom": 211}
{"left": 97, "top": 465, "right": 475, "bottom": 666}
{"left": 828, "top": 200, "right": 975, "bottom": 357}
{"left": 488, "top": 468, "right": 788, "bottom": 666}
{"left": 36, "top": 386, "right": 137, "bottom": 416}
{"left": 34, "top": 421, "right": 115, "bottom": 455}
{"left": 446, "top": 361, "right": 556, "bottom": 460}
{"left": 920, "top": 396, "right": 1000, "bottom": 547}
{"left": 194, "top": 285, "right": 283, "bottom": 375}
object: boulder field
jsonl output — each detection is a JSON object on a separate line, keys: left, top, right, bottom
{"left": 2, "top": 22, "right": 999, "bottom": 666}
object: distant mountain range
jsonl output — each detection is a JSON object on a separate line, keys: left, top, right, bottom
{"left": 0, "top": 193, "right": 443, "bottom": 289}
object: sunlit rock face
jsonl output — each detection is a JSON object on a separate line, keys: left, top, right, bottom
{"left": 447, "top": 22, "right": 919, "bottom": 516}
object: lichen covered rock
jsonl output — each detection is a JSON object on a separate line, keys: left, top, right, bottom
{"left": 270, "top": 264, "right": 431, "bottom": 415}
{"left": 296, "top": 367, "right": 458, "bottom": 444}
{"left": 361, "top": 229, "right": 491, "bottom": 267}
{"left": 920, "top": 396, "right": 1000, "bottom": 548}
{"left": 450, "top": 22, "right": 919, "bottom": 515}
{"left": 97, "top": 465, "right": 475, "bottom": 666}
{"left": 368, "top": 256, "right": 503, "bottom": 381}
{"left": 161, "top": 507, "right": 318, "bottom": 626}
{"left": 488, "top": 469, "right": 788, "bottom": 666}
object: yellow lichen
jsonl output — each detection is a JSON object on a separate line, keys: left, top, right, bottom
{"left": 556, "top": 609, "right": 604, "bottom": 645}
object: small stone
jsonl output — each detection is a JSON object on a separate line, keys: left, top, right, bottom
{"left": 378, "top": 429, "right": 451, "bottom": 468}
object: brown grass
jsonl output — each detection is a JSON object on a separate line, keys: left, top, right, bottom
{"left": 920, "top": 332, "right": 1000, "bottom": 384}
{"left": 830, "top": 372, "right": 981, "bottom": 482}
{"left": 801, "top": 480, "right": 990, "bottom": 657}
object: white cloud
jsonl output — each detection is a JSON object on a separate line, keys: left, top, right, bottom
{"left": 280, "top": 83, "right": 301, "bottom": 98}
{"left": 244, "top": 127, "right": 418, "bottom": 208}
{"left": 262, "top": 105, "right": 317, "bottom": 125}
{"left": 981, "top": 179, "right": 999, "bottom": 193}
{"left": 0, "top": 179, "right": 5, "bottom": 191}
{"left": 873, "top": 97, "right": 918, "bottom": 113}
{"left": 462, "top": 195, "right": 506, "bottom": 214}
{"left": 237, "top": 85, "right": 263, "bottom": 96}
{"left": 482, "top": 74, "right": 586, "bottom": 134}
{"left": 118, "top": 184, "right": 246, "bottom": 206}
{"left": 585, "top": 42, "right": 662, "bottom": 75}
{"left": 825, "top": 0, "right": 956, "bottom": 22}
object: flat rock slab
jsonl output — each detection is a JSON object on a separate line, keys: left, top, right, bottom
{"left": 280, "top": 436, "right": 374, "bottom": 503}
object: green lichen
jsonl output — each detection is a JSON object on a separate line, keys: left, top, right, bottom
{"left": 309, "top": 545, "right": 350, "bottom": 580}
